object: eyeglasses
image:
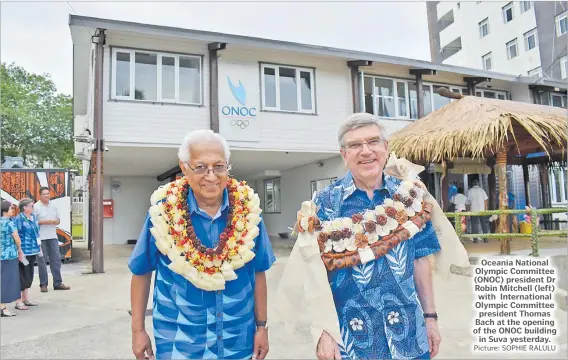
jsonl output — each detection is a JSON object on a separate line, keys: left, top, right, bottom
{"left": 343, "top": 137, "right": 385, "bottom": 152}
{"left": 186, "top": 163, "right": 229, "bottom": 176}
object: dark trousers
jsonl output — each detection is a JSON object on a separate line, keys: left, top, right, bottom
{"left": 19, "top": 255, "right": 37, "bottom": 291}
{"left": 37, "top": 239, "right": 63, "bottom": 287}
{"left": 470, "top": 216, "right": 490, "bottom": 240}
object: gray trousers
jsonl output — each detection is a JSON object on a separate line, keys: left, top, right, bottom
{"left": 37, "top": 239, "right": 63, "bottom": 287}
{"left": 470, "top": 216, "right": 490, "bottom": 239}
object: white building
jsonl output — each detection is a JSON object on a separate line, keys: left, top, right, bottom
{"left": 428, "top": 1, "right": 568, "bottom": 83}
{"left": 70, "top": 15, "right": 567, "bottom": 245}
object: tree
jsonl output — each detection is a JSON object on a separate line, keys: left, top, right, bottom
{"left": 1, "top": 62, "right": 80, "bottom": 170}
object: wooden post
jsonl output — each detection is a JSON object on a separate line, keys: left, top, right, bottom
{"left": 441, "top": 161, "right": 449, "bottom": 211}
{"left": 487, "top": 157, "right": 496, "bottom": 210}
{"left": 539, "top": 164, "right": 552, "bottom": 229}
{"left": 522, "top": 160, "right": 531, "bottom": 206}
{"left": 496, "top": 149, "right": 510, "bottom": 254}
{"left": 416, "top": 74, "right": 424, "bottom": 118}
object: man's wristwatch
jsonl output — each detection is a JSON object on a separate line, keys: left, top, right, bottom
{"left": 423, "top": 312, "right": 438, "bottom": 320}
{"left": 256, "top": 320, "right": 267, "bottom": 328}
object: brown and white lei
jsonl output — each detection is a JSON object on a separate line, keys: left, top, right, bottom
{"left": 296, "top": 180, "right": 434, "bottom": 271}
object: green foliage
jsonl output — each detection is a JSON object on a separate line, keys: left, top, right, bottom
{"left": 1, "top": 62, "right": 80, "bottom": 171}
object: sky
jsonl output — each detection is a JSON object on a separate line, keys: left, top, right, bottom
{"left": 1, "top": 0, "right": 431, "bottom": 96}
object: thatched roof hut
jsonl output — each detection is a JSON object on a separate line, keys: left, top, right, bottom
{"left": 389, "top": 89, "right": 567, "bottom": 255}
{"left": 389, "top": 93, "right": 567, "bottom": 164}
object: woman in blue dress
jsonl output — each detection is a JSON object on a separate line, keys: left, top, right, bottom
{"left": 1, "top": 200, "right": 23, "bottom": 317}
{"left": 14, "top": 198, "right": 42, "bottom": 310}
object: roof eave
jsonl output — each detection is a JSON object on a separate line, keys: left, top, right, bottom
{"left": 68, "top": 15, "right": 567, "bottom": 89}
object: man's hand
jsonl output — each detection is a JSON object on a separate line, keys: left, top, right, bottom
{"left": 426, "top": 319, "right": 441, "bottom": 358}
{"left": 316, "top": 330, "right": 341, "bottom": 360}
{"left": 252, "top": 327, "right": 269, "bottom": 360}
{"left": 132, "top": 329, "right": 154, "bottom": 360}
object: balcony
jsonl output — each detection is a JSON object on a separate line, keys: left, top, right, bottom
{"left": 439, "top": 18, "right": 458, "bottom": 49}
{"left": 437, "top": 9, "right": 454, "bottom": 32}
{"left": 440, "top": 37, "right": 462, "bottom": 62}
{"left": 436, "top": 1, "right": 456, "bottom": 21}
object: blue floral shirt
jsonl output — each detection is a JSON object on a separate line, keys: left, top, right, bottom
{"left": 313, "top": 172, "right": 441, "bottom": 360}
{"left": 1, "top": 217, "right": 19, "bottom": 261}
{"left": 128, "top": 188, "right": 276, "bottom": 359}
{"left": 14, "top": 213, "right": 41, "bottom": 256}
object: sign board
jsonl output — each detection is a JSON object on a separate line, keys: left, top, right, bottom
{"left": 218, "top": 65, "right": 260, "bottom": 142}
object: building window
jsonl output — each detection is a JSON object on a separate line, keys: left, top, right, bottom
{"left": 527, "top": 66, "right": 542, "bottom": 78}
{"left": 506, "top": 38, "right": 519, "bottom": 59}
{"left": 310, "top": 177, "right": 337, "bottom": 195}
{"left": 363, "top": 75, "right": 467, "bottom": 119}
{"left": 111, "top": 48, "right": 202, "bottom": 105}
{"left": 520, "top": 1, "right": 532, "bottom": 13}
{"left": 549, "top": 168, "right": 567, "bottom": 204}
{"left": 482, "top": 52, "right": 492, "bottom": 70}
{"left": 261, "top": 64, "right": 315, "bottom": 113}
{"left": 476, "top": 89, "right": 507, "bottom": 99}
{"left": 524, "top": 28, "right": 538, "bottom": 51}
{"left": 551, "top": 93, "right": 567, "bottom": 108}
{"left": 363, "top": 77, "right": 408, "bottom": 118}
{"left": 502, "top": 2, "right": 514, "bottom": 23}
{"left": 560, "top": 56, "right": 568, "bottom": 79}
{"left": 479, "top": 18, "right": 489, "bottom": 38}
{"left": 264, "top": 178, "right": 281, "bottom": 213}
{"left": 556, "top": 11, "right": 568, "bottom": 37}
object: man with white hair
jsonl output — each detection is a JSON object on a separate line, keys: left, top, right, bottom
{"left": 284, "top": 113, "right": 442, "bottom": 359}
{"left": 128, "top": 130, "right": 275, "bottom": 360}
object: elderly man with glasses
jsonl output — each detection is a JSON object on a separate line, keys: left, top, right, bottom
{"left": 276, "top": 113, "right": 443, "bottom": 360}
{"left": 128, "top": 130, "right": 275, "bottom": 360}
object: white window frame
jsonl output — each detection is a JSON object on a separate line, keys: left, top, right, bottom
{"left": 520, "top": 1, "right": 532, "bottom": 13}
{"left": 549, "top": 168, "right": 567, "bottom": 204}
{"left": 560, "top": 56, "right": 568, "bottom": 79}
{"left": 111, "top": 47, "right": 202, "bottom": 105}
{"left": 363, "top": 76, "right": 410, "bottom": 119}
{"left": 556, "top": 11, "right": 568, "bottom": 37}
{"left": 524, "top": 28, "right": 538, "bottom": 51}
{"left": 502, "top": 2, "right": 514, "bottom": 23}
{"left": 506, "top": 38, "right": 519, "bottom": 60}
{"left": 260, "top": 63, "right": 316, "bottom": 114}
{"left": 479, "top": 18, "right": 489, "bottom": 38}
{"left": 551, "top": 93, "right": 567, "bottom": 108}
{"left": 264, "top": 178, "right": 281, "bottom": 213}
{"left": 361, "top": 74, "right": 468, "bottom": 120}
{"left": 310, "top": 177, "right": 337, "bottom": 197}
{"left": 475, "top": 89, "right": 507, "bottom": 100}
{"left": 482, "top": 52, "right": 492, "bottom": 70}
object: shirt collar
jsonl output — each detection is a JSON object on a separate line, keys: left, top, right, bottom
{"left": 339, "top": 170, "right": 398, "bottom": 201}
{"left": 187, "top": 187, "right": 230, "bottom": 219}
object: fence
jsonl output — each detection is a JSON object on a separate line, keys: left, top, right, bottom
{"left": 72, "top": 196, "right": 84, "bottom": 216}
{"left": 445, "top": 208, "right": 567, "bottom": 257}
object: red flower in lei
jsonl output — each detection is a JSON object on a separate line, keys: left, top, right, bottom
{"left": 165, "top": 178, "right": 246, "bottom": 263}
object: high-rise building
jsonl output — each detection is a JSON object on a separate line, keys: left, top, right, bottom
{"left": 427, "top": 1, "right": 568, "bottom": 81}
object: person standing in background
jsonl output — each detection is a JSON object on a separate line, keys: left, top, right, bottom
{"left": 466, "top": 179, "right": 489, "bottom": 243}
{"left": 14, "top": 198, "right": 42, "bottom": 309}
{"left": 34, "top": 187, "right": 70, "bottom": 292}
{"left": 1, "top": 201, "right": 23, "bottom": 317}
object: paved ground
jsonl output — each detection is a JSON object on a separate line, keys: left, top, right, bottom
{"left": 1, "top": 240, "right": 567, "bottom": 359}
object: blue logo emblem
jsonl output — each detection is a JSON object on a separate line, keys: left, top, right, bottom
{"left": 222, "top": 77, "right": 256, "bottom": 118}
{"left": 228, "top": 77, "right": 246, "bottom": 106}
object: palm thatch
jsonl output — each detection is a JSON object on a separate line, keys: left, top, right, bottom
{"left": 389, "top": 93, "right": 568, "bottom": 163}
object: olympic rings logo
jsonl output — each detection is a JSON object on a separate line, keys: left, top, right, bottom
{"left": 230, "top": 119, "right": 249, "bottom": 129}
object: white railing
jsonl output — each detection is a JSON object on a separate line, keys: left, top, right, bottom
{"left": 72, "top": 197, "right": 84, "bottom": 216}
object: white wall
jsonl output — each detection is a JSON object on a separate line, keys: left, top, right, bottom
{"left": 103, "top": 177, "right": 160, "bottom": 245}
{"left": 258, "top": 155, "right": 345, "bottom": 236}
{"left": 217, "top": 46, "right": 353, "bottom": 152}
{"left": 102, "top": 31, "right": 210, "bottom": 146}
{"left": 440, "top": 1, "right": 541, "bottom": 76}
